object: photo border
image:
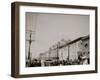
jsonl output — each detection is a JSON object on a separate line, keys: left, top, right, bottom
{"left": 11, "top": 2, "right": 98, "bottom": 78}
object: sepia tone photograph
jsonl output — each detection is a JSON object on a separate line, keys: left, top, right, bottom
{"left": 25, "top": 12, "right": 90, "bottom": 67}
{"left": 11, "top": 2, "right": 97, "bottom": 78}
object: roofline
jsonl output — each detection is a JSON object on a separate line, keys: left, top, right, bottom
{"left": 59, "top": 35, "right": 89, "bottom": 49}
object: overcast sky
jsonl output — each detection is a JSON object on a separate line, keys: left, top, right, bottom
{"left": 25, "top": 12, "right": 89, "bottom": 59}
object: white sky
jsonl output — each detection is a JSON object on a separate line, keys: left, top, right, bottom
{"left": 25, "top": 12, "right": 89, "bottom": 59}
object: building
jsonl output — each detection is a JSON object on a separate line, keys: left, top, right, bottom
{"left": 39, "top": 35, "right": 89, "bottom": 66}
{"left": 59, "top": 35, "right": 89, "bottom": 61}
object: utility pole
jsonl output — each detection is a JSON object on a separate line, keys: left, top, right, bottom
{"left": 26, "top": 30, "right": 35, "bottom": 67}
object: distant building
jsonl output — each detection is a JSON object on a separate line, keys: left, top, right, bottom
{"left": 39, "top": 35, "right": 89, "bottom": 65}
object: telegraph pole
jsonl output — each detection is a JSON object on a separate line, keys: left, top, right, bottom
{"left": 26, "top": 30, "right": 35, "bottom": 67}
{"left": 25, "top": 13, "right": 38, "bottom": 67}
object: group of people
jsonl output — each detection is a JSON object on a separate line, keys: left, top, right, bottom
{"left": 43, "top": 51, "right": 89, "bottom": 66}
{"left": 26, "top": 59, "right": 41, "bottom": 67}
{"left": 26, "top": 51, "right": 89, "bottom": 67}
{"left": 43, "top": 59, "right": 78, "bottom": 66}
